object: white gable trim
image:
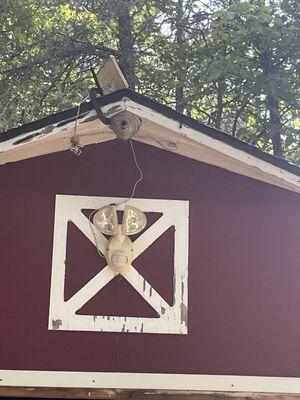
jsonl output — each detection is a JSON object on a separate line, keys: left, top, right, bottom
{"left": 0, "top": 96, "right": 299, "bottom": 194}
{"left": 1, "top": 370, "right": 300, "bottom": 393}
{"left": 116, "top": 98, "right": 300, "bottom": 194}
{"left": 0, "top": 102, "right": 120, "bottom": 165}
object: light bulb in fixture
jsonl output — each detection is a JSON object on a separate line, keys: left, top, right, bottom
{"left": 93, "top": 205, "right": 118, "bottom": 235}
{"left": 122, "top": 205, "right": 147, "bottom": 235}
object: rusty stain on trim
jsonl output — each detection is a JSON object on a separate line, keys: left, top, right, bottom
{"left": 52, "top": 319, "right": 62, "bottom": 330}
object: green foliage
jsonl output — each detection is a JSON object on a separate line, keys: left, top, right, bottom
{"left": 0, "top": 0, "right": 299, "bottom": 164}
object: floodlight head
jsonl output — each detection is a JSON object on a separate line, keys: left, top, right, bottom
{"left": 122, "top": 205, "right": 147, "bottom": 235}
{"left": 93, "top": 204, "right": 147, "bottom": 274}
{"left": 93, "top": 205, "right": 118, "bottom": 235}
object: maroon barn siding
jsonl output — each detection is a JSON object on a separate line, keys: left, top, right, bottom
{"left": 0, "top": 140, "right": 300, "bottom": 376}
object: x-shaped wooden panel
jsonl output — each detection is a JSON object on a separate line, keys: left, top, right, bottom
{"left": 48, "top": 195, "right": 189, "bottom": 334}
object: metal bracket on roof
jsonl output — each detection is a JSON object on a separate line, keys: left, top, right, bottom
{"left": 89, "top": 87, "right": 110, "bottom": 125}
{"left": 89, "top": 87, "right": 141, "bottom": 141}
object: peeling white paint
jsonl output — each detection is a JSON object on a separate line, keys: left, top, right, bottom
{"left": 48, "top": 195, "right": 189, "bottom": 334}
{"left": 0, "top": 110, "right": 95, "bottom": 153}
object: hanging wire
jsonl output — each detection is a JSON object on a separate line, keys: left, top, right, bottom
{"left": 89, "top": 138, "right": 144, "bottom": 258}
{"left": 128, "top": 139, "right": 143, "bottom": 200}
{"left": 113, "top": 139, "right": 143, "bottom": 207}
{"left": 70, "top": 96, "right": 89, "bottom": 156}
{"left": 89, "top": 139, "right": 143, "bottom": 221}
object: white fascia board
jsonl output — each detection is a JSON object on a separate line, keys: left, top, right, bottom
{"left": 1, "top": 370, "right": 300, "bottom": 393}
{"left": 0, "top": 109, "right": 95, "bottom": 153}
{"left": 118, "top": 98, "right": 300, "bottom": 194}
{"left": 1, "top": 96, "right": 300, "bottom": 195}
{"left": 0, "top": 98, "right": 126, "bottom": 154}
{"left": 0, "top": 102, "right": 125, "bottom": 165}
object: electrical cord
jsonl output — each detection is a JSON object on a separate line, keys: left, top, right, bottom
{"left": 113, "top": 139, "right": 143, "bottom": 207}
{"left": 88, "top": 139, "right": 144, "bottom": 258}
{"left": 70, "top": 96, "right": 89, "bottom": 156}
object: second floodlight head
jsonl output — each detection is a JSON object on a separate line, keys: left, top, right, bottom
{"left": 93, "top": 205, "right": 147, "bottom": 273}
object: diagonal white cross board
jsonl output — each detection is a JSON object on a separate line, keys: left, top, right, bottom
{"left": 66, "top": 213, "right": 171, "bottom": 314}
{"left": 48, "top": 195, "right": 189, "bottom": 334}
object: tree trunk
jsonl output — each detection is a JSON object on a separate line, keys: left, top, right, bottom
{"left": 268, "top": 94, "right": 283, "bottom": 157}
{"left": 175, "top": 0, "right": 185, "bottom": 114}
{"left": 260, "top": 46, "right": 283, "bottom": 157}
{"left": 215, "top": 77, "right": 225, "bottom": 129}
{"left": 232, "top": 96, "right": 249, "bottom": 137}
{"left": 117, "top": 1, "right": 136, "bottom": 89}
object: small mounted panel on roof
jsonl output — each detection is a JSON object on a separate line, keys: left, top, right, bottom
{"left": 96, "top": 55, "right": 129, "bottom": 95}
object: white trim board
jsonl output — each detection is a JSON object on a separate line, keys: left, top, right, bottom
{"left": 0, "top": 101, "right": 122, "bottom": 155}
{"left": 120, "top": 98, "right": 300, "bottom": 194}
{"left": 1, "top": 96, "right": 300, "bottom": 194}
{"left": 0, "top": 102, "right": 122, "bottom": 165}
{"left": 0, "top": 371, "right": 300, "bottom": 393}
{"left": 49, "top": 195, "right": 189, "bottom": 334}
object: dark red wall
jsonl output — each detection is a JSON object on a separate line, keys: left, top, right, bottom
{"left": 1, "top": 140, "right": 300, "bottom": 377}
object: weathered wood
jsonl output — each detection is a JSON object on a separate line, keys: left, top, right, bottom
{"left": 1, "top": 387, "right": 300, "bottom": 400}
{"left": 124, "top": 391, "right": 300, "bottom": 400}
{"left": 0, "top": 386, "right": 116, "bottom": 398}
{"left": 96, "top": 56, "right": 129, "bottom": 94}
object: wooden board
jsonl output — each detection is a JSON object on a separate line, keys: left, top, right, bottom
{"left": 96, "top": 56, "right": 129, "bottom": 94}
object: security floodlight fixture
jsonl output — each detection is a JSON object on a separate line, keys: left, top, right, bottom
{"left": 93, "top": 205, "right": 147, "bottom": 274}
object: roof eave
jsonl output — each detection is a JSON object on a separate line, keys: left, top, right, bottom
{"left": 0, "top": 89, "right": 299, "bottom": 194}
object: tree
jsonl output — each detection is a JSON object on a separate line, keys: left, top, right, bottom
{"left": 0, "top": 0, "right": 299, "bottom": 163}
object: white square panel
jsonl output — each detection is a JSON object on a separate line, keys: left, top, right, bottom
{"left": 48, "top": 195, "right": 189, "bottom": 334}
